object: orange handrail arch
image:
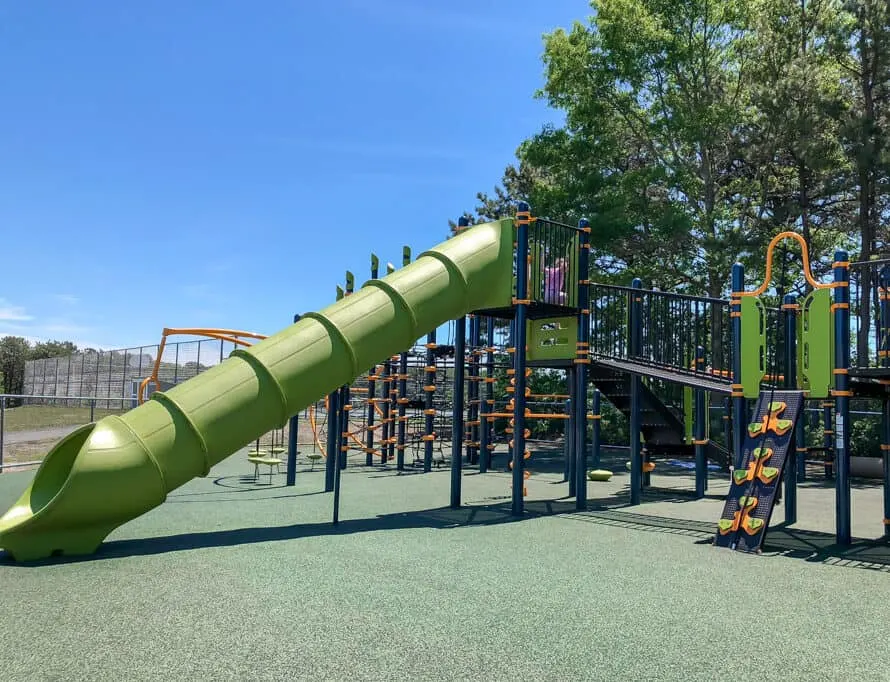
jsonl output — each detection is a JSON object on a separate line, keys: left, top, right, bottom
{"left": 137, "top": 327, "right": 268, "bottom": 404}
{"left": 738, "top": 231, "right": 833, "bottom": 297}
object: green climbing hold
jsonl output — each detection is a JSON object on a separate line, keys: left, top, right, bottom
{"left": 752, "top": 447, "right": 771, "bottom": 460}
{"left": 746, "top": 518, "right": 764, "bottom": 532}
{"left": 767, "top": 402, "right": 785, "bottom": 412}
{"left": 776, "top": 419, "right": 793, "bottom": 430}
{"left": 733, "top": 469, "right": 749, "bottom": 485}
{"left": 738, "top": 496, "right": 757, "bottom": 508}
{"left": 748, "top": 423, "right": 764, "bottom": 436}
{"left": 717, "top": 519, "right": 735, "bottom": 532}
{"left": 760, "top": 466, "right": 779, "bottom": 481}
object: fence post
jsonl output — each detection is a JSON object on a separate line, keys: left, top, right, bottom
{"left": 833, "top": 250, "right": 851, "bottom": 545}
{"left": 89, "top": 398, "right": 95, "bottom": 423}
{"left": 629, "top": 278, "right": 643, "bottom": 505}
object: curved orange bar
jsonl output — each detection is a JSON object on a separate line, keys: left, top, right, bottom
{"left": 137, "top": 327, "right": 269, "bottom": 404}
{"left": 738, "top": 231, "right": 830, "bottom": 297}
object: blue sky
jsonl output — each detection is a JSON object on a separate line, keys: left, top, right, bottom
{"left": 0, "top": 0, "right": 586, "bottom": 350}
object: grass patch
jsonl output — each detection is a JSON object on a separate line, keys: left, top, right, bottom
{"left": 3, "top": 405, "right": 125, "bottom": 432}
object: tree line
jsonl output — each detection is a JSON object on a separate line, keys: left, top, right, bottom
{"left": 0, "top": 337, "right": 79, "bottom": 396}
{"left": 455, "top": 0, "right": 889, "bottom": 358}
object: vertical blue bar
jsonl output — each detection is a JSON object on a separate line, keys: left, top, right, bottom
{"left": 574, "top": 218, "right": 591, "bottom": 510}
{"left": 366, "top": 257, "right": 379, "bottom": 467}
{"left": 567, "top": 366, "right": 576, "bottom": 494}
{"left": 512, "top": 202, "right": 531, "bottom": 515}
{"left": 338, "top": 385, "right": 349, "bottom": 470}
{"left": 783, "top": 294, "right": 798, "bottom": 524}
{"left": 694, "top": 345, "right": 707, "bottom": 499}
{"left": 485, "top": 316, "right": 495, "bottom": 470}
{"left": 396, "top": 247, "right": 412, "bottom": 471}
{"left": 479, "top": 317, "right": 491, "bottom": 473}
{"left": 451, "top": 315, "right": 467, "bottom": 507}
{"left": 563, "top": 392, "right": 573, "bottom": 482}
{"left": 629, "top": 278, "right": 643, "bottom": 505}
{"left": 286, "top": 313, "right": 301, "bottom": 486}
{"left": 823, "top": 402, "right": 834, "bottom": 478}
{"left": 880, "top": 266, "right": 890, "bottom": 538}
{"left": 834, "top": 250, "right": 851, "bottom": 545}
{"left": 423, "top": 329, "right": 436, "bottom": 471}
{"left": 722, "top": 397, "right": 732, "bottom": 456}
{"left": 467, "top": 314, "right": 479, "bottom": 464}
{"left": 731, "top": 263, "right": 746, "bottom": 469}
{"left": 324, "top": 388, "right": 339, "bottom": 492}
{"left": 366, "top": 366, "right": 377, "bottom": 467}
{"left": 591, "top": 389, "right": 601, "bottom": 469}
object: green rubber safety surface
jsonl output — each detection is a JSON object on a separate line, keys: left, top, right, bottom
{"left": 715, "top": 390, "right": 804, "bottom": 553}
{"left": 2, "top": 455, "right": 890, "bottom": 680}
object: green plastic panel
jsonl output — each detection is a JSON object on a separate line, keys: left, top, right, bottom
{"left": 740, "top": 296, "right": 766, "bottom": 398}
{"left": 526, "top": 316, "right": 578, "bottom": 362}
{"left": 798, "top": 287, "right": 833, "bottom": 399}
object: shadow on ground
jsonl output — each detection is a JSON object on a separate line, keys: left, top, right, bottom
{"left": 5, "top": 483, "right": 889, "bottom": 572}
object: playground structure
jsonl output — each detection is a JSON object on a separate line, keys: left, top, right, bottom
{"left": 0, "top": 204, "right": 888, "bottom": 561}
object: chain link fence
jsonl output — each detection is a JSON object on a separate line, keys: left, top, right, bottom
{"left": 22, "top": 338, "right": 241, "bottom": 408}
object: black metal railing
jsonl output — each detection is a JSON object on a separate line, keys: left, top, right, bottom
{"left": 526, "top": 218, "right": 582, "bottom": 309}
{"left": 589, "top": 284, "right": 731, "bottom": 377}
{"left": 850, "top": 259, "right": 890, "bottom": 369}
{"left": 589, "top": 284, "right": 630, "bottom": 359}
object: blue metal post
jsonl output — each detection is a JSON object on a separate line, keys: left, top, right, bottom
{"left": 694, "top": 345, "right": 707, "bottom": 499}
{"left": 880, "top": 266, "right": 890, "bottom": 537}
{"left": 365, "top": 255, "right": 380, "bottom": 467}
{"left": 286, "top": 313, "right": 302, "bottom": 486}
{"left": 731, "top": 263, "right": 746, "bottom": 469}
{"left": 834, "top": 250, "right": 852, "bottom": 545}
{"left": 479, "top": 317, "right": 492, "bottom": 473}
{"left": 451, "top": 315, "right": 466, "bottom": 507}
{"left": 563, "top": 393, "right": 573, "bottom": 482}
{"left": 423, "top": 329, "right": 437, "bottom": 471}
{"left": 485, "top": 316, "right": 495, "bottom": 470}
{"left": 822, "top": 401, "right": 834, "bottom": 478}
{"left": 396, "top": 247, "right": 411, "bottom": 471}
{"left": 379, "top": 358, "right": 391, "bottom": 465}
{"left": 324, "top": 388, "right": 339, "bottom": 492}
{"left": 566, "top": 366, "right": 576, "bottom": 492}
{"left": 591, "top": 389, "right": 602, "bottom": 469}
{"left": 574, "top": 217, "right": 591, "bottom": 510}
{"left": 467, "top": 314, "right": 478, "bottom": 464}
{"left": 338, "top": 385, "right": 350, "bottom": 470}
{"left": 783, "top": 294, "right": 798, "bottom": 524}
{"left": 629, "top": 278, "right": 643, "bottom": 505}
{"left": 512, "top": 202, "right": 531, "bottom": 515}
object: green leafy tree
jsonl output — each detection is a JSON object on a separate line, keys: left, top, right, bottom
{"left": 0, "top": 336, "right": 31, "bottom": 399}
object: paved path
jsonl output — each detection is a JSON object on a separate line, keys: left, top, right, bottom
{"left": 3, "top": 425, "right": 81, "bottom": 445}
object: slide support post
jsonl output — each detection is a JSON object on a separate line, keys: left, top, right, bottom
{"left": 629, "top": 278, "right": 643, "bottom": 506}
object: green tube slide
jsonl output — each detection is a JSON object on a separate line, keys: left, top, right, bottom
{"left": 0, "top": 219, "right": 515, "bottom": 561}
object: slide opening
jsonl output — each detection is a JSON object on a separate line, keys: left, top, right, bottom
{"left": 28, "top": 424, "right": 95, "bottom": 514}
